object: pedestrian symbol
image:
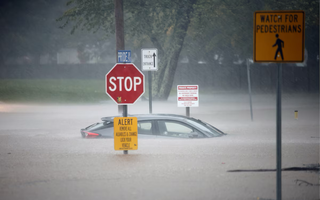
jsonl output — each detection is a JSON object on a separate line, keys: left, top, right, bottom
{"left": 272, "top": 34, "right": 284, "bottom": 60}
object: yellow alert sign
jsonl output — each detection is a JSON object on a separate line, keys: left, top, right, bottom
{"left": 114, "top": 117, "right": 138, "bottom": 150}
{"left": 254, "top": 11, "right": 305, "bottom": 63}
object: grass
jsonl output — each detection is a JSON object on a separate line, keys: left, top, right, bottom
{"left": 0, "top": 79, "right": 193, "bottom": 104}
{"left": 0, "top": 79, "right": 109, "bottom": 103}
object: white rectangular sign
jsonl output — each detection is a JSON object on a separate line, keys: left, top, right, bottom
{"left": 141, "top": 49, "right": 158, "bottom": 71}
{"left": 177, "top": 85, "right": 199, "bottom": 107}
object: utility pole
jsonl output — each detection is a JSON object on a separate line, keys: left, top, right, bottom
{"left": 115, "top": 0, "right": 124, "bottom": 114}
{"left": 115, "top": 0, "right": 128, "bottom": 154}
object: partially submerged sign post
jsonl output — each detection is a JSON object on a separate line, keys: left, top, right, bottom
{"left": 106, "top": 63, "right": 145, "bottom": 154}
{"left": 177, "top": 85, "right": 199, "bottom": 117}
{"left": 254, "top": 10, "right": 305, "bottom": 200}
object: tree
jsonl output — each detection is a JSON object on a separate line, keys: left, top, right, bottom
{"left": 184, "top": 0, "right": 318, "bottom": 64}
{"left": 0, "top": 0, "right": 106, "bottom": 65}
{"left": 58, "top": 0, "right": 319, "bottom": 99}
{"left": 184, "top": 0, "right": 266, "bottom": 64}
{"left": 0, "top": 0, "right": 64, "bottom": 64}
{"left": 58, "top": 0, "right": 198, "bottom": 100}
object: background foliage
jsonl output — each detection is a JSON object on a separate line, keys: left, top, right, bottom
{"left": 0, "top": 0, "right": 318, "bottom": 102}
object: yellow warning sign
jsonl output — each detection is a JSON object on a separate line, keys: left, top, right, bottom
{"left": 254, "top": 11, "right": 305, "bottom": 63}
{"left": 114, "top": 117, "right": 138, "bottom": 150}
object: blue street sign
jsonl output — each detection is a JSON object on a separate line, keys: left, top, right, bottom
{"left": 118, "top": 50, "right": 131, "bottom": 63}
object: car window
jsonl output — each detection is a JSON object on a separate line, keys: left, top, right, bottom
{"left": 186, "top": 119, "right": 223, "bottom": 137}
{"left": 138, "top": 121, "right": 153, "bottom": 135}
{"left": 157, "top": 120, "right": 204, "bottom": 138}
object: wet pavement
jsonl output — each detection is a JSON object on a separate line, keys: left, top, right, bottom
{"left": 0, "top": 93, "right": 319, "bottom": 200}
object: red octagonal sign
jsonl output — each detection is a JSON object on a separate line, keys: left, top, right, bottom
{"left": 106, "top": 63, "right": 145, "bottom": 105}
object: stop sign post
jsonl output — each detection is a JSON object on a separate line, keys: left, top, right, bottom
{"left": 106, "top": 63, "right": 145, "bottom": 105}
{"left": 106, "top": 63, "right": 144, "bottom": 155}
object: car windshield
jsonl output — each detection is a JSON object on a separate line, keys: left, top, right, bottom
{"left": 86, "top": 122, "right": 104, "bottom": 131}
{"left": 86, "top": 121, "right": 113, "bottom": 131}
{"left": 185, "top": 118, "right": 223, "bottom": 137}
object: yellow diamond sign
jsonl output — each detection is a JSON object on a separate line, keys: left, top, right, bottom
{"left": 254, "top": 10, "right": 305, "bottom": 63}
{"left": 114, "top": 117, "right": 138, "bottom": 150}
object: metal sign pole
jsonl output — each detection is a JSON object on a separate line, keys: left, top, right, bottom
{"left": 247, "top": 59, "right": 253, "bottom": 121}
{"left": 186, "top": 107, "right": 190, "bottom": 117}
{"left": 115, "top": 0, "right": 124, "bottom": 115}
{"left": 148, "top": 71, "right": 152, "bottom": 114}
{"left": 123, "top": 105, "right": 128, "bottom": 154}
{"left": 276, "top": 63, "right": 282, "bottom": 200}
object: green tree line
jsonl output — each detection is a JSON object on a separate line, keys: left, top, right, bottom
{"left": 58, "top": 0, "right": 318, "bottom": 100}
{"left": 1, "top": 0, "right": 318, "bottom": 100}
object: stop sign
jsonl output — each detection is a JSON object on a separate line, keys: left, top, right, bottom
{"left": 105, "top": 63, "right": 145, "bottom": 105}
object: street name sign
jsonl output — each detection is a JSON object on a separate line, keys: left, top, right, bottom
{"left": 105, "top": 63, "right": 145, "bottom": 105}
{"left": 141, "top": 49, "right": 158, "bottom": 71}
{"left": 114, "top": 117, "right": 138, "bottom": 150}
{"left": 118, "top": 50, "right": 131, "bottom": 63}
{"left": 254, "top": 10, "right": 305, "bottom": 63}
{"left": 177, "top": 85, "right": 199, "bottom": 107}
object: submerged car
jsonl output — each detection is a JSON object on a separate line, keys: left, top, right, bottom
{"left": 81, "top": 114, "right": 225, "bottom": 139}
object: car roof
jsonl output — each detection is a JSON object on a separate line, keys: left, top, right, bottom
{"left": 100, "top": 114, "right": 225, "bottom": 136}
{"left": 101, "top": 114, "right": 192, "bottom": 122}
